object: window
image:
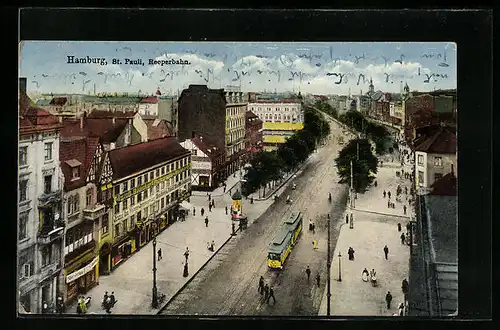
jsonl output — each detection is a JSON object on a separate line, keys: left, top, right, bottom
{"left": 434, "top": 157, "right": 443, "bottom": 167}
{"left": 161, "top": 198, "right": 165, "bottom": 209}
{"left": 114, "top": 185, "right": 121, "bottom": 195}
{"left": 122, "top": 181, "right": 128, "bottom": 192}
{"left": 44, "top": 142, "right": 53, "bottom": 161}
{"left": 130, "top": 178, "right": 135, "bottom": 189}
{"left": 41, "top": 245, "right": 52, "bottom": 267}
{"left": 123, "top": 199, "right": 128, "bottom": 210}
{"left": 130, "top": 195, "right": 135, "bottom": 206}
{"left": 43, "top": 175, "right": 52, "bottom": 194}
{"left": 161, "top": 167, "right": 165, "bottom": 175}
{"left": 161, "top": 182, "right": 165, "bottom": 190}
{"left": 19, "top": 250, "right": 33, "bottom": 280}
{"left": 137, "top": 176, "right": 142, "bottom": 186}
{"left": 19, "top": 146, "right": 27, "bottom": 166}
{"left": 137, "top": 192, "right": 142, "bottom": 203}
{"left": 115, "top": 203, "right": 120, "bottom": 215}
{"left": 137, "top": 211, "right": 141, "bottom": 222}
{"left": 101, "top": 214, "right": 109, "bottom": 234}
{"left": 130, "top": 216, "right": 134, "bottom": 229}
{"left": 72, "top": 166, "right": 80, "bottom": 179}
{"left": 417, "top": 154, "right": 424, "bottom": 166}
{"left": 123, "top": 219, "right": 128, "bottom": 232}
{"left": 144, "top": 174, "right": 148, "bottom": 183}
{"left": 115, "top": 224, "right": 120, "bottom": 237}
{"left": 19, "top": 179, "right": 28, "bottom": 202}
{"left": 18, "top": 212, "right": 28, "bottom": 240}
{"left": 156, "top": 184, "right": 159, "bottom": 193}
{"left": 434, "top": 173, "right": 443, "bottom": 182}
{"left": 156, "top": 169, "right": 160, "bottom": 177}
{"left": 151, "top": 172, "right": 154, "bottom": 180}
{"left": 418, "top": 171, "right": 424, "bottom": 184}
{"left": 144, "top": 207, "right": 148, "bottom": 218}
{"left": 144, "top": 189, "right": 148, "bottom": 199}
{"left": 86, "top": 188, "right": 92, "bottom": 207}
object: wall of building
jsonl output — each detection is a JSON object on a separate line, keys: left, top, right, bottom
{"left": 18, "top": 129, "right": 64, "bottom": 313}
{"left": 426, "top": 153, "right": 457, "bottom": 188}
{"left": 138, "top": 102, "right": 159, "bottom": 117}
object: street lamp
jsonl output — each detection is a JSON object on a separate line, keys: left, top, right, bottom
{"left": 151, "top": 238, "right": 158, "bottom": 309}
{"left": 338, "top": 252, "right": 342, "bottom": 282}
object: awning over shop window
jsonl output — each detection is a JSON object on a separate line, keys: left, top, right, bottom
{"left": 179, "top": 201, "right": 193, "bottom": 211}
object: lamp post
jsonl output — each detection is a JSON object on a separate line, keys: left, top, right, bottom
{"left": 338, "top": 252, "right": 342, "bottom": 282}
{"left": 327, "top": 213, "right": 331, "bottom": 315}
{"left": 151, "top": 238, "right": 158, "bottom": 309}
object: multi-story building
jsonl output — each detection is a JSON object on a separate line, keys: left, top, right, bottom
{"left": 177, "top": 85, "right": 245, "bottom": 186}
{"left": 59, "top": 135, "right": 105, "bottom": 305}
{"left": 158, "top": 95, "right": 179, "bottom": 136}
{"left": 180, "top": 135, "right": 225, "bottom": 189}
{"left": 107, "top": 137, "right": 191, "bottom": 270}
{"left": 138, "top": 90, "right": 161, "bottom": 117}
{"left": 243, "top": 111, "right": 263, "bottom": 162}
{"left": 18, "top": 78, "right": 65, "bottom": 313}
{"left": 248, "top": 99, "right": 303, "bottom": 151}
{"left": 414, "top": 125, "right": 457, "bottom": 192}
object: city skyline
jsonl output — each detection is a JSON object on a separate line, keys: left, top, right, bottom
{"left": 19, "top": 41, "right": 456, "bottom": 96}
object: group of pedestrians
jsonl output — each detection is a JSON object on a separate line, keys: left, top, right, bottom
{"left": 101, "top": 291, "right": 117, "bottom": 314}
{"left": 305, "top": 265, "right": 321, "bottom": 287}
{"left": 258, "top": 276, "right": 276, "bottom": 304}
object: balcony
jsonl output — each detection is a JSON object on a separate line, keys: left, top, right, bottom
{"left": 39, "top": 261, "right": 61, "bottom": 282}
{"left": 38, "top": 219, "right": 65, "bottom": 245}
{"left": 83, "top": 204, "right": 106, "bottom": 221}
{"left": 38, "top": 190, "right": 62, "bottom": 207}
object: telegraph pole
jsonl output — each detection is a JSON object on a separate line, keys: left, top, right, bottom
{"left": 327, "top": 212, "right": 331, "bottom": 315}
{"left": 151, "top": 238, "right": 158, "bottom": 308}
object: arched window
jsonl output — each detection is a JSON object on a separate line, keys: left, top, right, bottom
{"left": 86, "top": 188, "right": 92, "bottom": 207}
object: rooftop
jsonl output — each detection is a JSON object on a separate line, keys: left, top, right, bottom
{"left": 109, "top": 136, "right": 190, "bottom": 179}
{"left": 429, "top": 171, "right": 457, "bottom": 196}
{"left": 60, "top": 117, "right": 129, "bottom": 143}
{"left": 19, "top": 92, "right": 62, "bottom": 134}
{"left": 414, "top": 126, "right": 456, "bottom": 154}
{"left": 192, "top": 135, "right": 224, "bottom": 159}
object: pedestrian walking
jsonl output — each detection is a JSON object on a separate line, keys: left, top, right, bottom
{"left": 211, "top": 240, "right": 215, "bottom": 251}
{"left": 209, "top": 204, "right": 212, "bottom": 212}
{"left": 403, "top": 205, "right": 407, "bottom": 215}
{"left": 183, "top": 261, "right": 189, "bottom": 277}
{"left": 385, "top": 291, "right": 393, "bottom": 309}
{"left": 193, "top": 207, "right": 196, "bottom": 216}
{"left": 388, "top": 199, "right": 391, "bottom": 208}
{"left": 208, "top": 194, "right": 211, "bottom": 202}
{"left": 405, "top": 186, "right": 408, "bottom": 195}
{"left": 397, "top": 222, "right": 402, "bottom": 232}
{"left": 316, "top": 273, "right": 321, "bottom": 287}
{"left": 345, "top": 214, "right": 349, "bottom": 224}
{"left": 402, "top": 278, "right": 409, "bottom": 295}
{"left": 383, "top": 190, "right": 386, "bottom": 198}
{"left": 267, "top": 287, "right": 276, "bottom": 304}
{"left": 400, "top": 233, "right": 405, "bottom": 245}
{"left": 348, "top": 247, "right": 355, "bottom": 260}
{"left": 306, "top": 265, "right": 311, "bottom": 282}
{"left": 264, "top": 284, "right": 270, "bottom": 301}
{"left": 398, "top": 303, "right": 405, "bottom": 316}
{"left": 184, "top": 247, "right": 190, "bottom": 261}
{"left": 313, "top": 240, "right": 318, "bottom": 249}
{"left": 201, "top": 207, "right": 205, "bottom": 217}
{"left": 259, "top": 276, "right": 264, "bottom": 294}
{"left": 110, "top": 292, "right": 116, "bottom": 307}
{"left": 157, "top": 248, "right": 162, "bottom": 261}
{"left": 223, "top": 186, "right": 226, "bottom": 193}
{"left": 383, "top": 245, "right": 389, "bottom": 259}
{"left": 205, "top": 216, "right": 209, "bottom": 227}
{"left": 406, "top": 222, "right": 411, "bottom": 232}
{"left": 388, "top": 191, "right": 391, "bottom": 199}
{"left": 225, "top": 206, "right": 228, "bottom": 215}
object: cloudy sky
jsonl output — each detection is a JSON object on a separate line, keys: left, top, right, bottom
{"left": 19, "top": 41, "right": 456, "bottom": 96}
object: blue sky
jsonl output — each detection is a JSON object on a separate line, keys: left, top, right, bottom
{"left": 19, "top": 41, "right": 456, "bottom": 96}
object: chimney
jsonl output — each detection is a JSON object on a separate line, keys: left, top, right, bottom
{"left": 19, "top": 77, "right": 27, "bottom": 94}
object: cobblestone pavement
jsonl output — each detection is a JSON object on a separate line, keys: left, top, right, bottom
{"left": 159, "top": 118, "right": 351, "bottom": 316}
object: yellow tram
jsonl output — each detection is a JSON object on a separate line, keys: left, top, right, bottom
{"left": 267, "top": 212, "right": 303, "bottom": 270}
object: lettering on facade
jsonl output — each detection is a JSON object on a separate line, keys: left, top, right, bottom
{"left": 66, "top": 256, "right": 99, "bottom": 283}
{"left": 192, "top": 160, "right": 211, "bottom": 170}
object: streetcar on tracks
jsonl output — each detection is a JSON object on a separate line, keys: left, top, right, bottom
{"left": 267, "top": 212, "right": 303, "bottom": 270}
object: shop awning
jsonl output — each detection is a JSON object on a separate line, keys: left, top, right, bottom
{"left": 179, "top": 201, "right": 193, "bottom": 211}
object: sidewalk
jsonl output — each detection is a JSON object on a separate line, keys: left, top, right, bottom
{"left": 66, "top": 192, "right": 274, "bottom": 315}
{"left": 318, "top": 220, "right": 410, "bottom": 316}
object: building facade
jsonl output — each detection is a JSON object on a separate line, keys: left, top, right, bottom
{"left": 158, "top": 96, "right": 179, "bottom": 136}
{"left": 18, "top": 78, "right": 65, "bottom": 313}
{"left": 243, "top": 111, "right": 263, "bottom": 162}
{"left": 107, "top": 137, "right": 192, "bottom": 270}
{"left": 248, "top": 100, "right": 303, "bottom": 151}
{"left": 224, "top": 90, "right": 247, "bottom": 174}
{"left": 138, "top": 96, "right": 159, "bottom": 117}
{"left": 180, "top": 135, "right": 225, "bottom": 189}
{"left": 59, "top": 136, "right": 105, "bottom": 306}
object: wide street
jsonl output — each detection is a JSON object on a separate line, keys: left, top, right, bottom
{"left": 159, "top": 116, "right": 352, "bottom": 316}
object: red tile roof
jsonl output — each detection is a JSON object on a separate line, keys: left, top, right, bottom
{"left": 429, "top": 172, "right": 457, "bottom": 196}
{"left": 143, "top": 118, "right": 174, "bottom": 140}
{"left": 59, "top": 136, "right": 101, "bottom": 191}
{"left": 60, "top": 117, "right": 129, "bottom": 143}
{"left": 19, "top": 92, "right": 62, "bottom": 135}
{"left": 50, "top": 97, "right": 68, "bottom": 106}
{"left": 414, "top": 126, "right": 456, "bottom": 154}
{"left": 192, "top": 135, "right": 224, "bottom": 159}
{"left": 108, "top": 137, "right": 190, "bottom": 179}
{"left": 140, "top": 97, "right": 158, "bottom": 104}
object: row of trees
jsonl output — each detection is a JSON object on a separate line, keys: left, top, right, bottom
{"left": 241, "top": 106, "right": 330, "bottom": 197}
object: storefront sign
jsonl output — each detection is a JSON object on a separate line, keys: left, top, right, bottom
{"left": 115, "top": 163, "right": 192, "bottom": 203}
{"left": 66, "top": 256, "right": 99, "bottom": 283}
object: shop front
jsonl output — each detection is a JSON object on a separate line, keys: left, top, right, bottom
{"left": 65, "top": 255, "right": 99, "bottom": 304}
{"left": 99, "top": 242, "right": 111, "bottom": 276}
{"left": 111, "top": 235, "right": 136, "bottom": 270}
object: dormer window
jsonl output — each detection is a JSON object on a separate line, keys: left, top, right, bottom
{"left": 65, "top": 159, "right": 82, "bottom": 180}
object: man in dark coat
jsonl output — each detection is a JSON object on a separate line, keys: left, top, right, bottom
{"left": 193, "top": 207, "right": 196, "bottom": 216}
{"left": 383, "top": 245, "right": 389, "bottom": 260}
{"left": 209, "top": 204, "right": 212, "bottom": 212}
{"left": 184, "top": 248, "right": 190, "bottom": 261}
{"left": 201, "top": 208, "right": 205, "bottom": 217}
{"left": 403, "top": 204, "right": 407, "bottom": 215}
{"left": 158, "top": 248, "right": 162, "bottom": 261}
{"left": 383, "top": 190, "right": 386, "bottom": 198}
{"left": 385, "top": 291, "right": 393, "bottom": 309}
{"left": 388, "top": 191, "right": 391, "bottom": 199}
{"left": 345, "top": 214, "right": 349, "bottom": 224}
{"left": 397, "top": 223, "right": 402, "bottom": 232}
{"left": 402, "top": 278, "right": 409, "bottom": 296}
{"left": 264, "top": 284, "right": 270, "bottom": 301}
{"left": 267, "top": 286, "right": 276, "bottom": 304}
{"left": 316, "top": 273, "right": 321, "bottom": 287}
{"left": 400, "top": 233, "right": 406, "bottom": 245}
{"left": 306, "top": 266, "right": 311, "bottom": 282}
{"left": 225, "top": 206, "right": 228, "bottom": 215}
{"left": 205, "top": 216, "right": 209, "bottom": 227}
{"left": 259, "top": 276, "right": 264, "bottom": 294}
